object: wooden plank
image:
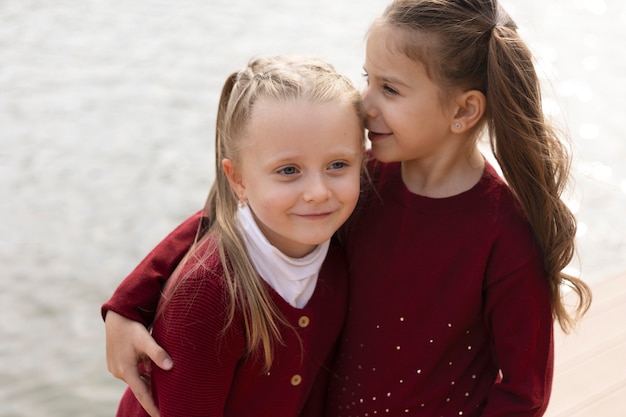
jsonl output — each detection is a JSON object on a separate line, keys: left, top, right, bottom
{"left": 546, "top": 339, "right": 626, "bottom": 415}
{"left": 553, "top": 292, "right": 626, "bottom": 366}
{"left": 568, "top": 383, "right": 626, "bottom": 417}
{"left": 545, "top": 272, "right": 626, "bottom": 416}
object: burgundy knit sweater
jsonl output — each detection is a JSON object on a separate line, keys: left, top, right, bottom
{"left": 109, "top": 235, "right": 348, "bottom": 417}
{"left": 324, "top": 159, "right": 553, "bottom": 417}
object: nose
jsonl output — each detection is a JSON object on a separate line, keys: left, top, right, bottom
{"left": 361, "top": 85, "right": 377, "bottom": 119}
{"left": 303, "top": 174, "right": 332, "bottom": 203}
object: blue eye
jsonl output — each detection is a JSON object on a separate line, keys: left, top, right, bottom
{"left": 278, "top": 166, "right": 298, "bottom": 176}
{"left": 329, "top": 161, "right": 348, "bottom": 170}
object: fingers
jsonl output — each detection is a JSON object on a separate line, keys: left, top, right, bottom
{"left": 104, "top": 311, "right": 173, "bottom": 375}
{"left": 127, "top": 372, "right": 161, "bottom": 417}
{"left": 139, "top": 331, "right": 173, "bottom": 371}
{"left": 104, "top": 310, "right": 172, "bottom": 416}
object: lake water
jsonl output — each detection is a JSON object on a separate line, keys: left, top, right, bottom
{"left": 1, "top": 0, "right": 624, "bottom": 415}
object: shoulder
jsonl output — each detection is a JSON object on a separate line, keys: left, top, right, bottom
{"left": 163, "top": 234, "right": 227, "bottom": 304}
{"left": 478, "top": 163, "right": 529, "bottom": 225}
{"left": 477, "top": 165, "right": 545, "bottom": 282}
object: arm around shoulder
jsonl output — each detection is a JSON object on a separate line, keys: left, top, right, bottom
{"left": 101, "top": 210, "right": 205, "bottom": 325}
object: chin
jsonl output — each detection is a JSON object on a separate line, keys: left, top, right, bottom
{"left": 302, "top": 233, "right": 334, "bottom": 246}
{"left": 370, "top": 146, "right": 394, "bottom": 163}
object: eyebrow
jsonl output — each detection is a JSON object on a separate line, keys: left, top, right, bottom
{"left": 363, "top": 66, "right": 409, "bottom": 88}
{"left": 381, "top": 75, "right": 408, "bottom": 88}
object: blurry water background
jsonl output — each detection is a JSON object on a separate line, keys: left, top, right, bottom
{"left": 0, "top": 0, "right": 624, "bottom": 415}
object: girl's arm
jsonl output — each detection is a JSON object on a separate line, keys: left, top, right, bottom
{"left": 102, "top": 210, "right": 204, "bottom": 417}
{"left": 101, "top": 210, "right": 204, "bottom": 325}
{"left": 481, "top": 222, "right": 554, "bottom": 416}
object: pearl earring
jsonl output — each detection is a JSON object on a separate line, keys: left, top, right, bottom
{"left": 238, "top": 199, "right": 247, "bottom": 209}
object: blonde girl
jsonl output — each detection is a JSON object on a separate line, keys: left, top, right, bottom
{"left": 112, "top": 55, "right": 365, "bottom": 417}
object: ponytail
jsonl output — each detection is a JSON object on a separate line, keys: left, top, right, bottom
{"left": 485, "top": 21, "right": 591, "bottom": 334}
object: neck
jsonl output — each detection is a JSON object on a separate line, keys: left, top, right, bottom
{"left": 400, "top": 147, "right": 484, "bottom": 198}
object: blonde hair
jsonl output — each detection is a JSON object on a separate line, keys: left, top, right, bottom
{"left": 376, "top": 0, "right": 591, "bottom": 332}
{"left": 164, "top": 56, "right": 364, "bottom": 370}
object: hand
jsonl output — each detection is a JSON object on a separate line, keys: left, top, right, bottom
{"left": 105, "top": 310, "right": 173, "bottom": 417}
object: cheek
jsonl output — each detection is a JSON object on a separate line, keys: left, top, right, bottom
{"left": 338, "top": 174, "right": 362, "bottom": 208}
{"left": 247, "top": 185, "right": 291, "bottom": 212}
{"left": 394, "top": 107, "right": 417, "bottom": 128}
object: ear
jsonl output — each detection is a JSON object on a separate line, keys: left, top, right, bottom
{"left": 221, "top": 158, "right": 246, "bottom": 201}
{"left": 450, "top": 90, "right": 486, "bottom": 133}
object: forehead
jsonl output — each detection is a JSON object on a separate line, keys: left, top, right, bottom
{"left": 366, "top": 21, "right": 431, "bottom": 59}
{"left": 367, "top": 24, "right": 402, "bottom": 53}
{"left": 243, "top": 97, "right": 362, "bottom": 148}
{"left": 365, "top": 25, "right": 429, "bottom": 80}
{"left": 251, "top": 96, "right": 357, "bottom": 125}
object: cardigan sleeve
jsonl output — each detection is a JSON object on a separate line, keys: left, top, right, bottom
{"left": 150, "top": 264, "right": 246, "bottom": 417}
{"left": 481, "top": 218, "right": 554, "bottom": 416}
{"left": 101, "top": 210, "right": 205, "bottom": 326}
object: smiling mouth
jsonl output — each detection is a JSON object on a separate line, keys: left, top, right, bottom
{"left": 297, "top": 212, "right": 333, "bottom": 220}
{"left": 367, "top": 130, "right": 392, "bottom": 142}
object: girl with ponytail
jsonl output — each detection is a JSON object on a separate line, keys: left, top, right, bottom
{"left": 324, "top": 0, "right": 591, "bottom": 415}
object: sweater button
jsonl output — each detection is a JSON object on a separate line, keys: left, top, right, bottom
{"left": 298, "top": 316, "right": 310, "bottom": 328}
{"left": 290, "top": 374, "right": 302, "bottom": 386}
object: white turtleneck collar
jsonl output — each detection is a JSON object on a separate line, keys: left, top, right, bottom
{"left": 235, "top": 204, "right": 330, "bottom": 308}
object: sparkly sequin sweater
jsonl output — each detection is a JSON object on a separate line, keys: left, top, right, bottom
{"left": 323, "top": 158, "right": 554, "bottom": 417}
{"left": 106, "top": 234, "right": 348, "bottom": 417}
{"left": 103, "top": 157, "right": 554, "bottom": 417}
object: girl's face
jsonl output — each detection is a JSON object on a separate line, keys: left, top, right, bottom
{"left": 362, "top": 25, "right": 458, "bottom": 165}
{"left": 224, "top": 98, "right": 363, "bottom": 258}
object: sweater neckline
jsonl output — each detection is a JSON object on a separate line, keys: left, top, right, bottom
{"left": 384, "top": 160, "right": 500, "bottom": 214}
